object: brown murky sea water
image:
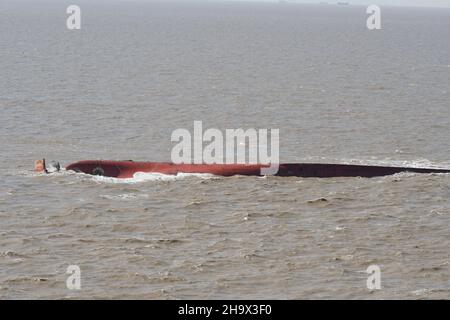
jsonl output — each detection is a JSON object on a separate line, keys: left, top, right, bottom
{"left": 1, "top": 1, "right": 449, "bottom": 299}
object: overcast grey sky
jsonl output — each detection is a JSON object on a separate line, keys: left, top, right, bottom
{"left": 215, "top": 0, "right": 450, "bottom": 8}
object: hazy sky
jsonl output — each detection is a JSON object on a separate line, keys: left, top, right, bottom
{"left": 27, "top": 0, "right": 450, "bottom": 8}
{"left": 231, "top": 0, "right": 450, "bottom": 8}
{"left": 192, "top": 0, "right": 450, "bottom": 8}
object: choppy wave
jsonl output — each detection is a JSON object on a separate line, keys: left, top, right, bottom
{"left": 100, "top": 193, "right": 149, "bottom": 200}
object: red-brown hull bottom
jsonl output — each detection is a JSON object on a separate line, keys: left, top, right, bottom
{"left": 65, "top": 160, "right": 450, "bottom": 179}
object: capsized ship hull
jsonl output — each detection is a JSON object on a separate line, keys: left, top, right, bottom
{"left": 64, "top": 160, "right": 450, "bottom": 178}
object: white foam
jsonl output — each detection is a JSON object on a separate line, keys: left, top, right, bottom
{"left": 90, "top": 171, "right": 220, "bottom": 184}
{"left": 21, "top": 167, "right": 222, "bottom": 184}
